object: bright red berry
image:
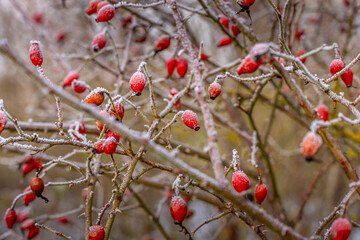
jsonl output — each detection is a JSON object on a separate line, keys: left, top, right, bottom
{"left": 105, "top": 130, "right": 120, "bottom": 142}
{"left": 92, "top": 32, "right": 107, "bottom": 52}
{"left": 237, "top": 55, "right": 260, "bottom": 75}
{"left": 129, "top": 72, "right": 146, "bottom": 95}
{"left": 103, "top": 137, "right": 117, "bottom": 155}
{"left": 250, "top": 43, "right": 270, "bottom": 64}
{"left": 331, "top": 218, "right": 352, "bottom": 240}
{"left": 93, "top": 139, "right": 105, "bottom": 154}
{"left": 27, "top": 226, "right": 40, "bottom": 239}
{"left": 182, "top": 110, "right": 200, "bottom": 131}
{"left": 29, "top": 41, "right": 43, "bottom": 66}
{"left": 208, "top": 82, "right": 222, "bottom": 100}
{"left": 255, "top": 183, "right": 267, "bottom": 204}
{"left": 295, "top": 28, "right": 304, "bottom": 40}
{"left": 341, "top": 68, "right": 353, "bottom": 87}
{"left": 169, "top": 88, "right": 181, "bottom": 109}
{"left": 317, "top": 104, "right": 329, "bottom": 121}
{"left": 72, "top": 80, "right": 88, "bottom": 94}
{"left": 176, "top": 57, "right": 188, "bottom": 78}
{"left": 24, "top": 186, "right": 37, "bottom": 206}
{"left": 296, "top": 48, "right": 307, "bottom": 64}
{"left": 58, "top": 217, "right": 69, "bottom": 224}
{"left": 231, "top": 24, "right": 241, "bottom": 36}
{"left": 87, "top": 0, "right": 102, "bottom": 15}
{"left": 30, "top": 177, "right": 45, "bottom": 197}
{"left": 200, "top": 53, "right": 208, "bottom": 60}
{"left": 21, "top": 161, "right": 37, "bottom": 176}
{"left": 84, "top": 89, "right": 105, "bottom": 105}
{"left": 155, "top": 35, "right": 171, "bottom": 52}
{"left": 111, "top": 100, "right": 125, "bottom": 120}
{"left": 167, "top": 58, "right": 177, "bottom": 76}
{"left": 301, "top": 131, "right": 322, "bottom": 162}
{"left": 62, "top": 71, "right": 79, "bottom": 87}
{"left": 170, "top": 196, "right": 187, "bottom": 223}
{"left": 232, "top": 170, "right": 250, "bottom": 193}
{"left": 217, "top": 35, "right": 232, "bottom": 47}
{"left": 5, "top": 208, "right": 17, "bottom": 229}
{"left": 0, "top": 110, "right": 8, "bottom": 134}
{"left": 96, "top": 4, "right": 115, "bottom": 22}
{"left": 330, "top": 59, "right": 345, "bottom": 76}
{"left": 219, "top": 15, "right": 229, "bottom": 28}
{"left": 89, "top": 225, "right": 105, "bottom": 240}
{"left": 96, "top": 1, "right": 109, "bottom": 13}
{"left": 239, "top": 0, "right": 255, "bottom": 6}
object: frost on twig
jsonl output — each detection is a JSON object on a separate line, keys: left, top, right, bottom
{"left": 231, "top": 149, "right": 240, "bottom": 171}
{"left": 250, "top": 131, "right": 258, "bottom": 168}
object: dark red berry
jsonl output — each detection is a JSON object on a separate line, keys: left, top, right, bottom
{"left": 255, "top": 183, "right": 267, "bottom": 204}
{"left": 155, "top": 35, "right": 171, "bottom": 52}
{"left": 0, "top": 110, "right": 7, "bottom": 134}
{"left": 87, "top": 0, "right": 102, "bottom": 15}
{"left": 169, "top": 88, "right": 181, "bottom": 109}
{"left": 217, "top": 35, "right": 232, "bottom": 47}
{"left": 331, "top": 218, "right": 352, "bottom": 240}
{"left": 232, "top": 170, "right": 250, "bottom": 193}
{"left": 341, "top": 68, "right": 353, "bottom": 87}
{"left": 72, "top": 80, "right": 88, "bottom": 94}
{"left": 317, "top": 104, "right": 329, "bottom": 121}
{"left": 176, "top": 57, "right": 188, "bottom": 78}
{"left": 30, "top": 177, "right": 45, "bottom": 197}
{"left": 208, "top": 82, "right": 222, "bottom": 100}
{"left": 103, "top": 137, "right": 117, "bottom": 155}
{"left": 182, "top": 110, "right": 200, "bottom": 131}
{"left": 89, "top": 225, "right": 105, "bottom": 240}
{"left": 92, "top": 32, "right": 107, "bottom": 52}
{"left": 301, "top": 132, "right": 322, "bottom": 161}
{"left": 93, "top": 139, "right": 105, "bottom": 154}
{"left": 5, "top": 208, "right": 17, "bottom": 229}
{"left": 24, "top": 186, "right": 37, "bottom": 206}
{"left": 29, "top": 41, "right": 43, "bottom": 66}
{"left": 96, "top": 4, "right": 115, "bottom": 22}
{"left": 62, "top": 71, "right": 79, "bottom": 87}
{"left": 167, "top": 58, "right": 177, "bottom": 76}
{"left": 129, "top": 72, "right": 146, "bottom": 95}
{"left": 237, "top": 55, "right": 260, "bottom": 75}
{"left": 170, "top": 196, "right": 187, "bottom": 223}
{"left": 219, "top": 15, "right": 229, "bottom": 28}
{"left": 231, "top": 24, "right": 241, "bottom": 36}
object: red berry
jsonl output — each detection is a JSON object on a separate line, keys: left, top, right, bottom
{"left": 231, "top": 24, "right": 241, "bottom": 36}
{"left": 58, "top": 217, "right": 69, "bottom": 224}
{"left": 182, "top": 110, "right": 200, "bottom": 131}
{"left": 250, "top": 43, "right": 270, "bottom": 64}
{"left": 77, "top": 121, "right": 86, "bottom": 134}
{"left": 89, "top": 225, "right": 105, "bottom": 240}
{"left": 56, "top": 31, "right": 67, "bottom": 42}
{"left": 343, "top": 0, "right": 351, "bottom": 6}
{"left": 72, "top": 80, "right": 88, "bottom": 94}
{"left": 121, "top": 13, "right": 132, "bottom": 28}
{"left": 93, "top": 139, "right": 105, "bottom": 154}
{"left": 296, "top": 48, "right": 307, "bottom": 64}
{"left": 103, "top": 137, "right": 117, "bottom": 155}
{"left": 255, "top": 183, "right": 267, "bottom": 204}
{"left": 200, "top": 53, "right": 208, "bottom": 60}
{"left": 341, "top": 68, "right": 353, "bottom": 87}
{"left": 96, "top": 4, "right": 115, "bottom": 22}
{"left": 217, "top": 35, "right": 232, "bottom": 47}
{"left": 330, "top": 59, "right": 345, "bottom": 76}
{"left": 219, "top": 15, "right": 229, "bottom": 28}
{"left": 96, "top": 1, "right": 109, "bottom": 13}
{"left": 317, "top": 104, "right": 329, "bottom": 121}
{"left": 129, "top": 72, "right": 146, "bottom": 95}
{"left": 331, "top": 218, "right": 352, "bottom": 240}
{"left": 301, "top": 132, "right": 322, "bottom": 161}
{"left": 32, "top": 12, "right": 44, "bottom": 24}
{"left": 5, "top": 208, "right": 17, "bottom": 229}
{"left": 167, "top": 58, "right": 177, "bottom": 76}
{"left": 92, "top": 32, "right": 107, "bottom": 52}
{"left": 29, "top": 41, "right": 43, "bottom": 66}
{"left": 111, "top": 100, "right": 125, "bottom": 120}
{"left": 21, "top": 162, "right": 37, "bottom": 175}
{"left": 232, "top": 170, "right": 250, "bottom": 193}
{"left": 155, "top": 35, "right": 171, "bottom": 52}
{"left": 239, "top": 0, "right": 255, "bottom": 6}
{"left": 62, "top": 71, "right": 79, "bottom": 87}
{"left": 295, "top": 28, "right": 304, "bottom": 40}
{"left": 87, "top": 0, "right": 102, "bottom": 15}
{"left": 16, "top": 211, "right": 29, "bottom": 223}
{"left": 170, "top": 196, "right": 187, "bottom": 223}
{"left": 27, "top": 226, "right": 40, "bottom": 239}
{"left": 237, "top": 55, "right": 260, "bottom": 75}
{"left": 84, "top": 89, "right": 105, "bottom": 105}
{"left": 24, "top": 186, "right": 37, "bottom": 206}
{"left": 30, "top": 177, "right": 45, "bottom": 197}
{"left": 208, "top": 82, "right": 222, "bottom": 100}
{"left": 105, "top": 130, "right": 120, "bottom": 142}
{"left": 169, "top": 88, "right": 181, "bottom": 109}
{"left": 176, "top": 57, "right": 188, "bottom": 78}
{"left": 97, "top": 110, "right": 111, "bottom": 131}
{"left": 0, "top": 110, "right": 7, "bottom": 134}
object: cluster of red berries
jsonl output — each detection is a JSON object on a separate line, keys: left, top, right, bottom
{"left": 167, "top": 57, "right": 188, "bottom": 78}
{"left": 232, "top": 170, "right": 267, "bottom": 204}
{"left": 217, "top": 15, "right": 241, "bottom": 47}
{"left": 330, "top": 58, "right": 353, "bottom": 87}
{"left": 20, "top": 155, "right": 42, "bottom": 176}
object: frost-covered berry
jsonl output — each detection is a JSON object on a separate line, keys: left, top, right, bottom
{"left": 331, "top": 218, "right": 352, "bottom": 240}
{"left": 176, "top": 57, "right": 188, "bottom": 78}
{"left": 170, "top": 196, "right": 187, "bottom": 223}
{"left": 105, "top": 130, "right": 120, "bottom": 142}
{"left": 182, "top": 110, "right": 200, "bottom": 131}
{"left": 0, "top": 110, "right": 8, "bottom": 134}
{"left": 129, "top": 72, "right": 146, "bottom": 95}
{"left": 217, "top": 35, "right": 232, "bottom": 47}
{"left": 301, "top": 131, "right": 322, "bottom": 162}
{"left": 330, "top": 59, "right": 345, "bottom": 76}
{"left": 103, "top": 137, "right": 117, "bottom": 155}
{"left": 96, "top": 4, "right": 115, "bottom": 22}
{"left": 237, "top": 55, "right": 260, "bottom": 75}
{"left": 232, "top": 170, "right": 250, "bottom": 193}
{"left": 72, "top": 80, "right": 88, "bottom": 94}
{"left": 250, "top": 43, "right": 270, "bottom": 64}
{"left": 89, "top": 225, "right": 105, "bottom": 240}
{"left": 29, "top": 41, "right": 43, "bottom": 66}
{"left": 167, "top": 58, "right": 177, "bottom": 76}
{"left": 255, "top": 183, "right": 267, "bottom": 204}
{"left": 169, "top": 88, "right": 181, "bottom": 109}
{"left": 208, "top": 82, "right": 222, "bottom": 100}
{"left": 317, "top": 104, "right": 329, "bottom": 121}
{"left": 5, "top": 208, "right": 17, "bottom": 229}
{"left": 93, "top": 139, "right": 105, "bottom": 154}
{"left": 155, "top": 35, "right": 171, "bottom": 52}
{"left": 84, "top": 89, "right": 105, "bottom": 105}
{"left": 111, "top": 99, "right": 124, "bottom": 120}
{"left": 92, "top": 32, "right": 107, "bottom": 52}
{"left": 87, "top": 0, "right": 102, "bottom": 15}
{"left": 62, "top": 71, "right": 79, "bottom": 87}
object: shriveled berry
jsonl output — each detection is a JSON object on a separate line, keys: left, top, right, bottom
{"left": 62, "top": 71, "right": 79, "bottom": 87}
{"left": 93, "top": 139, "right": 105, "bottom": 154}
{"left": 250, "top": 43, "right": 270, "bottom": 64}
{"left": 105, "top": 130, "right": 120, "bottom": 142}
{"left": 87, "top": 0, "right": 102, "bottom": 15}
{"left": 255, "top": 183, "right": 267, "bottom": 204}
{"left": 30, "top": 177, "right": 45, "bottom": 197}
{"left": 208, "top": 82, "right": 222, "bottom": 100}
{"left": 176, "top": 57, "right": 188, "bottom": 78}
{"left": 72, "top": 80, "right": 88, "bottom": 94}
{"left": 29, "top": 41, "right": 43, "bottom": 66}
{"left": 129, "top": 72, "right": 146, "bottom": 95}
{"left": 231, "top": 24, "right": 241, "bottom": 36}
{"left": 317, "top": 104, "right": 329, "bottom": 121}
{"left": 155, "top": 35, "right": 171, "bottom": 52}
{"left": 182, "top": 110, "right": 200, "bottom": 131}
{"left": 167, "top": 58, "right": 177, "bottom": 76}
{"left": 84, "top": 90, "right": 105, "bottom": 105}
{"left": 92, "top": 32, "right": 107, "bottom": 52}
{"left": 341, "top": 68, "right": 353, "bottom": 87}
{"left": 331, "top": 218, "right": 352, "bottom": 240}
{"left": 301, "top": 131, "right": 322, "bottom": 162}
{"left": 170, "top": 196, "right": 187, "bottom": 223}
{"left": 169, "top": 88, "right": 181, "bottom": 109}
{"left": 24, "top": 186, "right": 37, "bottom": 206}
{"left": 5, "top": 208, "right": 17, "bottom": 229}
{"left": 103, "top": 137, "right": 117, "bottom": 155}
{"left": 110, "top": 100, "right": 124, "bottom": 120}
{"left": 296, "top": 48, "right": 307, "bottom": 64}
{"left": 217, "top": 35, "right": 232, "bottom": 47}
{"left": 330, "top": 59, "right": 345, "bottom": 76}
{"left": 219, "top": 15, "right": 229, "bottom": 29}
{"left": 96, "top": 4, "right": 115, "bottom": 22}
{"left": 232, "top": 170, "right": 250, "bottom": 193}
{"left": 89, "top": 225, "right": 105, "bottom": 240}
{"left": 237, "top": 55, "right": 260, "bottom": 75}
{"left": 0, "top": 110, "right": 8, "bottom": 134}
